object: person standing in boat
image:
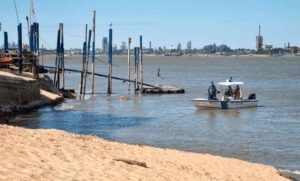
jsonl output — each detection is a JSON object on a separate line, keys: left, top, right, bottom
{"left": 234, "top": 85, "right": 243, "bottom": 100}
{"left": 224, "top": 86, "right": 233, "bottom": 100}
{"left": 208, "top": 82, "right": 217, "bottom": 100}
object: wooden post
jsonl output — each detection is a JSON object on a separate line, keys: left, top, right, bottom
{"left": 107, "top": 28, "right": 113, "bottom": 94}
{"left": 127, "top": 37, "right": 131, "bottom": 92}
{"left": 80, "top": 24, "right": 88, "bottom": 95}
{"left": 17, "top": 23, "right": 23, "bottom": 74}
{"left": 57, "top": 24, "right": 63, "bottom": 89}
{"left": 91, "top": 10, "right": 96, "bottom": 94}
{"left": 61, "top": 23, "right": 65, "bottom": 90}
{"left": 139, "top": 35, "right": 143, "bottom": 93}
{"left": 54, "top": 28, "right": 60, "bottom": 88}
{"left": 3, "top": 32, "right": 8, "bottom": 52}
{"left": 134, "top": 47, "right": 139, "bottom": 94}
{"left": 41, "top": 44, "right": 44, "bottom": 66}
{"left": 35, "top": 22, "right": 40, "bottom": 78}
{"left": 83, "top": 29, "right": 92, "bottom": 95}
{"left": 80, "top": 42, "right": 86, "bottom": 95}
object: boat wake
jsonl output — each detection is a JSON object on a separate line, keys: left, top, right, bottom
{"left": 54, "top": 103, "right": 75, "bottom": 111}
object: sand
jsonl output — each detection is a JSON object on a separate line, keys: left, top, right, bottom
{"left": 0, "top": 125, "right": 289, "bottom": 181}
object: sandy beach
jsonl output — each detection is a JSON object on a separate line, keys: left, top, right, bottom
{"left": 0, "top": 124, "right": 289, "bottom": 181}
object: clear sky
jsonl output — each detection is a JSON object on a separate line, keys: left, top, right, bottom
{"left": 0, "top": 0, "right": 300, "bottom": 49}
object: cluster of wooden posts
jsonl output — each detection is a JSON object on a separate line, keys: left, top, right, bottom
{"left": 80, "top": 11, "right": 97, "bottom": 95}
{"left": 128, "top": 35, "right": 144, "bottom": 94}
{"left": 1, "top": 20, "right": 40, "bottom": 75}
{"left": 47, "top": 10, "right": 184, "bottom": 95}
{"left": 53, "top": 23, "right": 65, "bottom": 90}
{"left": 73, "top": 11, "right": 146, "bottom": 95}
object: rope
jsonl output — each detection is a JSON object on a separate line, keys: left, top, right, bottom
{"left": 39, "top": 35, "right": 52, "bottom": 49}
{"left": 13, "top": 0, "right": 20, "bottom": 24}
{"left": 95, "top": 57, "right": 119, "bottom": 67}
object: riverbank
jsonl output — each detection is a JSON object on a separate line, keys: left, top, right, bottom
{"left": 0, "top": 70, "right": 63, "bottom": 119}
{"left": 0, "top": 124, "right": 289, "bottom": 181}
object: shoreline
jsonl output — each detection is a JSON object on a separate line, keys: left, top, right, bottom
{"left": 0, "top": 124, "right": 291, "bottom": 181}
{"left": 53, "top": 53, "right": 300, "bottom": 58}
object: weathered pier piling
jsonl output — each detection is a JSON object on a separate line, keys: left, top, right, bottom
{"left": 107, "top": 27, "right": 113, "bottom": 94}
{"left": 4, "top": 32, "right": 8, "bottom": 52}
{"left": 134, "top": 47, "right": 139, "bottom": 94}
{"left": 127, "top": 37, "right": 131, "bottom": 92}
{"left": 91, "top": 10, "right": 96, "bottom": 94}
{"left": 83, "top": 29, "right": 92, "bottom": 95}
{"left": 53, "top": 23, "right": 65, "bottom": 90}
{"left": 80, "top": 24, "right": 88, "bottom": 95}
{"left": 139, "top": 35, "right": 144, "bottom": 93}
{"left": 17, "top": 23, "right": 23, "bottom": 73}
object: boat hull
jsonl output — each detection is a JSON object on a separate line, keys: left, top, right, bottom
{"left": 192, "top": 98, "right": 258, "bottom": 109}
{"left": 0, "top": 57, "right": 13, "bottom": 68}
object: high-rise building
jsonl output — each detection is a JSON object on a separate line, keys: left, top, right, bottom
{"left": 102, "top": 37, "right": 108, "bottom": 53}
{"left": 187, "top": 41, "right": 192, "bottom": 51}
{"left": 256, "top": 25, "right": 263, "bottom": 52}
{"left": 121, "top": 41, "right": 126, "bottom": 51}
{"left": 177, "top": 43, "right": 182, "bottom": 51}
{"left": 113, "top": 44, "right": 118, "bottom": 52}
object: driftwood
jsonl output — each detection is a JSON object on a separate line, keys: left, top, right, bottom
{"left": 113, "top": 158, "right": 148, "bottom": 168}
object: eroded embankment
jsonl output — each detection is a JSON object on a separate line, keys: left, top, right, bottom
{"left": 0, "top": 70, "right": 63, "bottom": 117}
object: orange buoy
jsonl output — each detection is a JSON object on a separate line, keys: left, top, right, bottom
{"left": 119, "top": 96, "right": 126, "bottom": 101}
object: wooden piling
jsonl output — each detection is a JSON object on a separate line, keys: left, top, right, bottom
{"left": 134, "top": 47, "right": 139, "bottom": 94}
{"left": 139, "top": 35, "right": 143, "bottom": 93}
{"left": 83, "top": 29, "right": 92, "bottom": 95}
{"left": 80, "top": 24, "right": 88, "bottom": 95}
{"left": 127, "top": 37, "right": 131, "bottom": 92}
{"left": 37, "top": 23, "right": 40, "bottom": 78}
{"left": 4, "top": 32, "right": 8, "bottom": 52}
{"left": 80, "top": 42, "right": 86, "bottom": 95}
{"left": 60, "top": 23, "right": 65, "bottom": 90}
{"left": 53, "top": 28, "right": 60, "bottom": 88}
{"left": 53, "top": 23, "right": 64, "bottom": 90}
{"left": 41, "top": 44, "right": 44, "bottom": 66}
{"left": 107, "top": 28, "right": 113, "bottom": 94}
{"left": 17, "top": 23, "right": 23, "bottom": 74}
{"left": 91, "top": 10, "right": 96, "bottom": 94}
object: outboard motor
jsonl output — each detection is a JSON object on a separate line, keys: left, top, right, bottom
{"left": 248, "top": 93, "right": 256, "bottom": 100}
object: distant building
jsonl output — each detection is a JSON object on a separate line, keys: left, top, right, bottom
{"left": 177, "top": 43, "right": 182, "bottom": 51}
{"left": 121, "top": 41, "right": 126, "bottom": 51}
{"left": 187, "top": 41, "right": 192, "bottom": 51}
{"left": 113, "top": 44, "right": 118, "bottom": 52}
{"left": 264, "top": 45, "right": 273, "bottom": 50}
{"left": 256, "top": 25, "right": 263, "bottom": 52}
{"left": 149, "top": 41, "right": 152, "bottom": 51}
{"left": 102, "top": 37, "right": 108, "bottom": 53}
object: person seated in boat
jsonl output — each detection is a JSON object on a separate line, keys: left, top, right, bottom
{"left": 234, "top": 85, "right": 243, "bottom": 100}
{"left": 208, "top": 81, "right": 217, "bottom": 100}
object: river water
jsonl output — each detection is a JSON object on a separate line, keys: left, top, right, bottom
{"left": 10, "top": 55, "right": 300, "bottom": 171}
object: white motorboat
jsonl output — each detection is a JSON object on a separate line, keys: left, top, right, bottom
{"left": 192, "top": 81, "right": 258, "bottom": 109}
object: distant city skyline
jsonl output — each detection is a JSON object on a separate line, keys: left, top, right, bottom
{"left": 0, "top": 0, "right": 300, "bottom": 49}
